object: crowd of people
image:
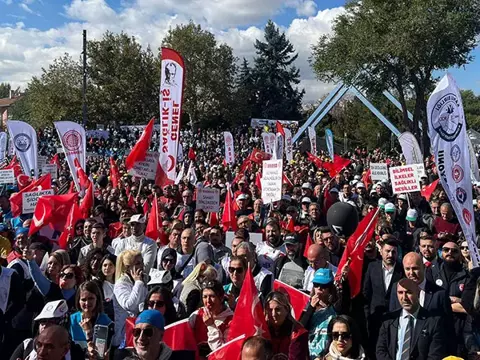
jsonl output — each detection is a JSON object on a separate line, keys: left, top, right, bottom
{"left": 1, "top": 124, "right": 480, "bottom": 360}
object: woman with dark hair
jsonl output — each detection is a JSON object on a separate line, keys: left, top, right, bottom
{"left": 319, "top": 315, "right": 366, "bottom": 360}
{"left": 84, "top": 248, "right": 108, "bottom": 280}
{"left": 70, "top": 281, "right": 112, "bottom": 352}
{"left": 223, "top": 255, "right": 248, "bottom": 310}
{"left": 94, "top": 253, "right": 117, "bottom": 321}
{"left": 265, "top": 291, "right": 309, "bottom": 360}
{"left": 143, "top": 286, "right": 178, "bottom": 325}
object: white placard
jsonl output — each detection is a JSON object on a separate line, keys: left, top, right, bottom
{"left": 415, "top": 163, "right": 426, "bottom": 179}
{"left": 196, "top": 187, "right": 220, "bottom": 213}
{"left": 42, "top": 164, "right": 58, "bottom": 179}
{"left": 225, "top": 231, "right": 263, "bottom": 249}
{"left": 389, "top": 165, "right": 421, "bottom": 194}
{"left": 370, "top": 163, "right": 389, "bottom": 181}
{"left": 0, "top": 169, "right": 15, "bottom": 184}
{"left": 129, "top": 151, "right": 158, "bottom": 180}
{"left": 38, "top": 156, "right": 47, "bottom": 170}
{"left": 22, "top": 189, "right": 54, "bottom": 214}
{"left": 261, "top": 159, "right": 283, "bottom": 204}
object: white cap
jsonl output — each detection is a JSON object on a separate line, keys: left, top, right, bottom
{"left": 302, "top": 182, "right": 313, "bottom": 190}
{"left": 384, "top": 202, "right": 396, "bottom": 213}
{"left": 129, "top": 214, "right": 146, "bottom": 224}
{"left": 406, "top": 209, "right": 418, "bottom": 222}
{"left": 354, "top": 175, "right": 361, "bottom": 180}
{"left": 237, "top": 193, "right": 248, "bottom": 200}
{"left": 378, "top": 198, "right": 388, "bottom": 208}
{"left": 147, "top": 269, "right": 173, "bottom": 286}
{"left": 301, "top": 197, "right": 312, "bottom": 203}
{"left": 356, "top": 182, "right": 365, "bottom": 188}
{"left": 398, "top": 194, "right": 408, "bottom": 201}
{"left": 350, "top": 180, "right": 358, "bottom": 187}
{"left": 35, "top": 300, "right": 69, "bottom": 321}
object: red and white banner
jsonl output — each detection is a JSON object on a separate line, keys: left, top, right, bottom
{"left": 223, "top": 131, "right": 235, "bottom": 164}
{"left": 389, "top": 164, "right": 421, "bottom": 194}
{"left": 54, "top": 121, "right": 86, "bottom": 191}
{"left": 158, "top": 48, "right": 185, "bottom": 186}
{"left": 262, "top": 132, "right": 275, "bottom": 155}
{"left": 284, "top": 128, "right": 293, "bottom": 163}
{"left": 7, "top": 120, "right": 38, "bottom": 178}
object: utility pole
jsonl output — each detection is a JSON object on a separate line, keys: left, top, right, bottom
{"left": 82, "top": 29, "right": 87, "bottom": 127}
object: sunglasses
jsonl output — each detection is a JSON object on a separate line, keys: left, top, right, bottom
{"left": 162, "top": 258, "right": 175, "bottom": 263}
{"left": 461, "top": 246, "right": 469, "bottom": 251}
{"left": 313, "top": 282, "right": 331, "bottom": 289}
{"left": 60, "top": 272, "right": 75, "bottom": 280}
{"left": 132, "top": 327, "right": 154, "bottom": 338}
{"left": 442, "top": 247, "right": 459, "bottom": 254}
{"left": 201, "top": 281, "right": 216, "bottom": 289}
{"left": 148, "top": 300, "right": 165, "bottom": 308}
{"left": 332, "top": 331, "right": 351, "bottom": 341}
{"left": 228, "top": 267, "right": 244, "bottom": 274}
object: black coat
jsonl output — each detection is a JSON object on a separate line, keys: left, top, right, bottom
{"left": 376, "top": 307, "right": 447, "bottom": 360}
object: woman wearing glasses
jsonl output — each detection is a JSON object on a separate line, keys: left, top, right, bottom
{"left": 143, "top": 286, "right": 178, "bottom": 325}
{"left": 223, "top": 256, "right": 247, "bottom": 310}
{"left": 460, "top": 239, "right": 473, "bottom": 270}
{"left": 180, "top": 262, "right": 218, "bottom": 316}
{"left": 318, "top": 315, "right": 365, "bottom": 360}
{"left": 265, "top": 291, "right": 309, "bottom": 360}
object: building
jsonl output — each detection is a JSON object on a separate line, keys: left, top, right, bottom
{"left": 0, "top": 89, "right": 23, "bottom": 128}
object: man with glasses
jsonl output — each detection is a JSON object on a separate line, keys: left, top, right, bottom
{"left": 318, "top": 226, "right": 342, "bottom": 265}
{"left": 303, "top": 244, "right": 337, "bottom": 292}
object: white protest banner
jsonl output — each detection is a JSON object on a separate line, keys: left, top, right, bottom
{"left": 42, "top": 164, "right": 58, "bottom": 179}
{"left": 38, "top": 155, "right": 47, "bottom": 170}
{"left": 223, "top": 131, "right": 235, "bottom": 164}
{"left": 129, "top": 151, "right": 158, "bottom": 180}
{"left": 261, "top": 159, "right": 283, "bottom": 204}
{"left": 262, "top": 132, "right": 275, "bottom": 155}
{"left": 196, "top": 187, "right": 220, "bottom": 213}
{"left": 284, "top": 128, "right": 293, "bottom": 163}
{"left": 308, "top": 126, "right": 317, "bottom": 156}
{"left": 415, "top": 163, "right": 426, "bottom": 179}
{"left": 0, "top": 169, "right": 15, "bottom": 184}
{"left": 0, "top": 132, "right": 7, "bottom": 163}
{"left": 8, "top": 120, "right": 38, "bottom": 177}
{"left": 22, "top": 189, "right": 54, "bottom": 214}
{"left": 370, "top": 163, "right": 389, "bottom": 181}
{"left": 389, "top": 165, "right": 421, "bottom": 194}
{"left": 226, "top": 231, "right": 263, "bottom": 249}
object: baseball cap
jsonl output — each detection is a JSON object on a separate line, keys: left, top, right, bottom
{"left": 398, "top": 194, "right": 408, "bottom": 201}
{"left": 406, "top": 209, "right": 418, "bottom": 222}
{"left": 284, "top": 234, "right": 299, "bottom": 245}
{"left": 237, "top": 194, "right": 248, "bottom": 201}
{"left": 384, "top": 203, "right": 396, "bottom": 213}
{"left": 302, "top": 182, "right": 313, "bottom": 190}
{"left": 378, "top": 198, "right": 388, "bottom": 209}
{"left": 35, "top": 300, "right": 69, "bottom": 321}
{"left": 129, "top": 214, "right": 146, "bottom": 224}
{"left": 135, "top": 309, "right": 165, "bottom": 330}
{"left": 356, "top": 182, "right": 365, "bottom": 189}
{"left": 312, "top": 268, "right": 334, "bottom": 285}
{"left": 301, "top": 197, "right": 312, "bottom": 204}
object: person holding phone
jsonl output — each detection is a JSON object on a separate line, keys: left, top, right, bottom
{"left": 112, "top": 250, "right": 147, "bottom": 350}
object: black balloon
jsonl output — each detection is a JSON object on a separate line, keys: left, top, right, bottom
{"left": 326, "top": 202, "right": 359, "bottom": 237}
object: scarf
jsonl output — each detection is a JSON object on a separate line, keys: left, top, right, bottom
{"left": 328, "top": 342, "right": 366, "bottom": 360}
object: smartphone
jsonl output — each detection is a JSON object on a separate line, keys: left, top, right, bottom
{"left": 93, "top": 324, "right": 109, "bottom": 359}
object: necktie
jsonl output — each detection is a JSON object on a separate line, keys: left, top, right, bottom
{"left": 401, "top": 316, "right": 414, "bottom": 360}
{"left": 425, "top": 261, "right": 432, "bottom": 268}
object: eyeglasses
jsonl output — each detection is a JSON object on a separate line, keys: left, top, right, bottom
{"left": 148, "top": 300, "right": 165, "bottom": 308}
{"left": 60, "top": 272, "right": 75, "bottom": 280}
{"left": 332, "top": 332, "right": 351, "bottom": 341}
{"left": 442, "top": 247, "right": 459, "bottom": 254}
{"left": 132, "top": 327, "right": 154, "bottom": 338}
{"left": 228, "top": 267, "right": 244, "bottom": 274}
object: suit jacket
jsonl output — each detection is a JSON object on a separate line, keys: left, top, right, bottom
{"left": 363, "top": 260, "right": 404, "bottom": 320}
{"left": 376, "top": 307, "right": 447, "bottom": 360}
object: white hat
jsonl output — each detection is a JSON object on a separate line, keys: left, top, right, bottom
{"left": 354, "top": 175, "right": 361, "bottom": 180}
{"left": 375, "top": 182, "right": 384, "bottom": 188}
{"left": 129, "top": 214, "right": 146, "bottom": 224}
{"left": 35, "top": 300, "right": 69, "bottom": 321}
{"left": 398, "top": 194, "right": 408, "bottom": 201}
{"left": 384, "top": 202, "right": 396, "bottom": 213}
{"left": 356, "top": 182, "right": 365, "bottom": 188}
{"left": 378, "top": 198, "right": 388, "bottom": 208}
{"left": 282, "top": 194, "right": 292, "bottom": 202}
{"left": 350, "top": 180, "right": 358, "bottom": 187}
{"left": 301, "top": 197, "right": 312, "bottom": 203}
{"left": 147, "top": 269, "right": 173, "bottom": 286}
{"left": 329, "top": 188, "right": 339, "bottom": 193}
{"left": 237, "top": 193, "right": 248, "bottom": 201}
{"left": 406, "top": 209, "right": 418, "bottom": 222}
{"left": 302, "top": 182, "right": 313, "bottom": 190}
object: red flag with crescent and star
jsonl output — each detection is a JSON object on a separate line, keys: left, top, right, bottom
{"left": 125, "top": 117, "right": 155, "bottom": 170}
{"left": 10, "top": 173, "right": 52, "bottom": 217}
{"left": 58, "top": 202, "right": 82, "bottom": 249}
{"left": 249, "top": 149, "right": 272, "bottom": 164}
{"left": 109, "top": 157, "right": 120, "bottom": 188}
{"left": 421, "top": 179, "right": 439, "bottom": 201}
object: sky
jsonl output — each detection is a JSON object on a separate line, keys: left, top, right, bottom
{"left": 0, "top": 0, "right": 479, "bottom": 104}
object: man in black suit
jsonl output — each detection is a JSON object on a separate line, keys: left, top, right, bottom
{"left": 418, "top": 234, "right": 442, "bottom": 282}
{"left": 377, "top": 278, "right": 447, "bottom": 360}
{"left": 363, "top": 237, "right": 404, "bottom": 358}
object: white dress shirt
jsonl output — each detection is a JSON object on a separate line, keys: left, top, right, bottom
{"left": 383, "top": 263, "right": 395, "bottom": 291}
{"left": 396, "top": 308, "right": 419, "bottom": 360}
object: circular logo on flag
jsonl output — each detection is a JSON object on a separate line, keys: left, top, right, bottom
{"left": 452, "top": 165, "right": 464, "bottom": 183}
{"left": 62, "top": 130, "right": 82, "bottom": 152}
{"left": 13, "top": 133, "right": 31, "bottom": 152}
{"left": 456, "top": 188, "right": 467, "bottom": 204}
{"left": 431, "top": 93, "right": 463, "bottom": 142}
{"left": 450, "top": 144, "right": 461, "bottom": 163}
{"left": 225, "top": 135, "right": 233, "bottom": 146}
{"left": 463, "top": 208, "right": 472, "bottom": 225}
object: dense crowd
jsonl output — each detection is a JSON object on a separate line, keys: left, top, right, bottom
{"left": 1, "top": 124, "right": 480, "bottom": 360}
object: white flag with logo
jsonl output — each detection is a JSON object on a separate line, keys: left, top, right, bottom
{"left": 398, "top": 131, "right": 423, "bottom": 165}
{"left": 0, "top": 132, "right": 7, "bottom": 163}
{"left": 308, "top": 126, "right": 317, "bottom": 156}
{"left": 186, "top": 161, "right": 197, "bottom": 185}
{"left": 262, "top": 132, "right": 275, "bottom": 155}
{"left": 224, "top": 131, "right": 235, "bottom": 164}
{"left": 284, "top": 128, "right": 293, "bottom": 163}
{"left": 427, "top": 73, "right": 480, "bottom": 268}
{"left": 7, "top": 120, "right": 38, "bottom": 177}
{"left": 54, "top": 121, "right": 86, "bottom": 191}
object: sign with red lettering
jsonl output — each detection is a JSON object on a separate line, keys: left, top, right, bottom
{"left": 389, "top": 165, "right": 421, "bottom": 194}
{"left": 261, "top": 159, "right": 283, "bottom": 204}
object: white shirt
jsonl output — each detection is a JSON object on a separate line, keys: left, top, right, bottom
{"left": 303, "top": 263, "right": 338, "bottom": 292}
{"left": 383, "top": 264, "right": 395, "bottom": 291}
{"left": 396, "top": 309, "right": 419, "bottom": 360}
{"left": 255, "top": 242, "right": 286, "bottom": 273}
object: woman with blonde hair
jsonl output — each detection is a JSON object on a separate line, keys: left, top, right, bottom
{"left": 180, "top": 261, "right": 217, "bottom": 316}
{"left": 112, "top": 249, "right": 147, "bottom": 349}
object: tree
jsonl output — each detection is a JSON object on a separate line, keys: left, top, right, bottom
{"left": 162, "top": 22, "right": 237, "bottom": 128}
{"left": 87, "top": 32, "right": 161, "bottom": 125}
{"left": 234, "top": 58, "right": 257, "bottom": 124}
{"left": 311, "top": 0, "right": 480, "bottom": 152}
{"left": 0, "top": 83, "right": 11, "bottom": 98}
{"left": 462, "top": 89, "right": 480, "bottom": 130}
{"left": 253, "top": 20, "right": 304, "bottom": 120}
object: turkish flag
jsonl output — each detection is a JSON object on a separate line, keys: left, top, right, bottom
{"left": 255, "top": 172, "right": 262, "bottom": 191}
{"left": 145, "top": 195, "right": 166, "bottom": 244}
{"left": 421, "top": 179, "right": 439, "bottom": 201}
{"left": 276, "top": 121, "right": 286, "bottom": 137}
{"left": 108, "top": 221, "right": 123, "bottom": 240}
{"left": 5, "top": 155, "right": 23, "bottom": 177}
{"left": 125, "top": 117, "right": 155, "bottom": 170}
{"left": 109, "top": 157, "right": 120, "bottom": 188}
{"left": 303, "top": 233, "right": 313, "bottom": 258}
{"left": 324, "top": 155, "right": 351, "bottom": 178}
{"left": 209, "top": 211, "right": 219, "bottom": 227}
{"left": 208, "top": 334, "right": 245, "bottom": 360}
{"left": 307, "top": 152, "right": 324, "bottom": 169}
{"left": 10, "top": 173, "right": 52, "bottom": 217}
{"left": 284, "top": 218, "right": 295, "bottom": 233}
{"left": 79, "top": 181, "right": 94, "bottom": 218}
{"left": 188, "top": 148, "right": 196, "bottom": 161}
{"left": 68, "top": 181, "right": 76, "bottom": 194}
{"left": 282, "top": 173, "right": 293, "bottom": 188}
{"left": 249, "top": 149, "right": 271, "bottom": 164}
{"left": 227, "top": 267, "right": 270, "bottom": 341}
{"left": 17, "top": 174, "right": 32, "bottom": 190}
{"left": 221, "top": 186, "right": 237, "bottom": 232}
{"left": 128, "top": 193, "right": 135, "bottom": 209}
{"left": 335, "top": 208, "right": 380, "bottom": 298}
{"left": 58, "top": 202, "right": 82, "bottom": 250}
{"left": 362, "top": 168, "right": 372, "bottom": 189}
{"left": 274, "top": 280, "right": 310, "bottom": 320}
{"left": 29, "top": 193, "right": 78, "bottom": 236}
{"left": 164, "top": 319, "right": 199, "bottom": 355}
{"left": 74, "top": 158, "right": 89, "bottom": 190}
{"left": 50, "top": 154, "right": 61, "bottom": 169}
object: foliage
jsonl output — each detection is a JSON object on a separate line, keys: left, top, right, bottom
{"left": 253, "top": 20, "right": 304, "bottom": 120}
{"left": 311, "top": 0, "right": 480, "bottom": 152}
{"left": 462, "top": 89, "right": 480, "bottom": 130}
{"left": 0, "top": 83, "right": 11, "bottom": 98}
